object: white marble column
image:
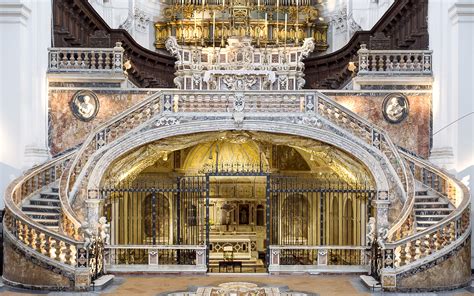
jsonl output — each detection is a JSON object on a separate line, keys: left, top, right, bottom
{"left": 429, "top": 0, "right": 474, "bottom": 266}
{"left": 0, "top": 0, "right": 50, "bottom": 209}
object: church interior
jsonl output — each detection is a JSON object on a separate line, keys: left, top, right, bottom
{"left": 0, "top": 0, "right": 473, "bottom": 294}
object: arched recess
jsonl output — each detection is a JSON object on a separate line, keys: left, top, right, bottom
{"left": 87, "top": 120, "right": 390, "bottom": 194}
{"left": 77, "top": 120, "right": 398, "bottom": 249}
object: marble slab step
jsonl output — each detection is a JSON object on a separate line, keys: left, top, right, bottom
{"left": 22, "top": 204, "right": 61, "bottom": 213}
{"left": 360, "top": 275, "right": 381, "bottom": 291}
{"left": 29, "top": 198, "right": 61, "bottom": 207}
{"left": 34, "top": 219, "right": 60, "bottom": 227}
{"left": 414, "top": 196, "right": 439, "bottom": 202}
{"left": 416, "top": 221, "right": 440, "bottom": 227}
{"left": 39, "top": 192, "right": 60, "bottom": 200}
{"left": 414, "top": 202, "right": 450, "bottom": 209}
{"left": 415, "top": 208, "right": 452, "bottom": 213}
{"left": 415, "top": 190, "right": 429, "bottom": 196}
{"left": 416, "top": 215, "right": 447, "bottom": 221}
{"left": 24, "top": 211, "right": 61, "bottom": 217}
{"left": 91, "top": 274, "right": 115, "bottom": 291}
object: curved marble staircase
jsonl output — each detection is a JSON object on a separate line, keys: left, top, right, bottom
{"left": 21, "top": 185, "right": 61, "bottom": 231}
{"left": 414, "top": 188, "right": 454, "bottom": 231}
{"left": 3, "top": 90, "right": 470, "bottom": 291}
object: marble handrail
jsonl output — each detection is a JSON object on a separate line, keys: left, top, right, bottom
{"left": 59, "top": 91, "right": 165, "bottom": 234}
{"left": 358, "top": 45, "right": 433, "bottom": 75}
{"left": 3, "top": 151, "right": 87, "bottom": 269}
{"left": 382, "top": 151, "right": 470, "bottom": 269}
{"left": 48, "top": 43, "right": 124, "bottom": 73}
{"left": 104, "top": 245, "right": 207, "bottom": 266}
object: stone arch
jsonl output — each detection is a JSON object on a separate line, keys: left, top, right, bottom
{"left": 87, "top": 120, "right": 390, "bottom": 194}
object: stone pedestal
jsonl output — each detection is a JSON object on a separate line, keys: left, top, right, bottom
{"left": 85, "top": 198, "right": 101, "bottom": 235}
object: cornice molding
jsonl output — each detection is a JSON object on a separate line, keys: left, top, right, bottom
{"left": 0, "top": 3, "right": 31, "bottom": 26}
{"left": 449, "top": 2, "right": 474, "bottom": 25}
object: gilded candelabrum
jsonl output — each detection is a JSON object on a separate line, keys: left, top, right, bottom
{"left": 155, "top": 0, "right": 327, "bottom": 50}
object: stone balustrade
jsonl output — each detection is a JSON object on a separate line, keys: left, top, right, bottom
{"left": 3, "top": 151, "right": 93, "bottom": 289}
{"left": 268, "top": 246, "right": 368, "bottom": 271}
{"left": 357, "top": 45, "right": 433, "bottom": 75}
{"left": 48, "top": 43, "right": 124, "bottom": 73}
{"left": 104, "top": 245, "right": 207, "bottom": 271}
{"left": 382, "top": 151, "right": 470, "bottom": 274}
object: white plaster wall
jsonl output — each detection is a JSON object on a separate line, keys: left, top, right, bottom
{"left": 88, "top": 0, "right": 164, "bottom": 50}
{"left": 321, "top": 0, "right": 394, "bottom": 53}
{"left": 0, "top": 0, "right": 51, "bottom": 209}
{"left": 428, "top": 0, "right": 474, "bottom": 266}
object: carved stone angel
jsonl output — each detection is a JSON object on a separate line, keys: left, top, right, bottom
{"left": 80, "top": 222, "right": 94, "bottom": 250}
{"left": 98, "top": 216, "right": 110, "bottom": 245}
{"left": 366, "top": 217, "right": 376, "bottom": 246}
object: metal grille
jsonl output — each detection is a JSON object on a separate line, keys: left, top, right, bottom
{"left": 101, "top": 176, "right": 206, "bottom": 247}
{"left": 268, "top": 176, "right": 375, "bottom": 265}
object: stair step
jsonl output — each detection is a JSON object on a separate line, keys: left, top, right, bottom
{"left": 415, "top": 190, "right": 429, "bottom": 196}
{"left": 27, "top": 213, "right": 61, "bottom": 220}
{"left": 30, "top": 198, "right": 61, "bottom": 206}
{"left": 35, "top": 220, "right": 60, "bottom": 227}
{"left": 416, "top": 215, "right": 448, "bottom": 220}
{"left": 22, "top": 205, "right": 60, "bottom": 213}
{"left": 414, "top": 203, "right": 449, "bottom": 209}
{"left": 51, "top": 187, "right": 59, "bottom": 193}
{"left": 39, "top": 193, "right": 60, "bottom": 200}
{"left": 414, "top": 196, "right": 439, "bottom": 202}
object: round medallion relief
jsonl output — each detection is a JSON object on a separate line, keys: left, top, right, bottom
{"left": 70, "top": 90, "right": 100, "bottom": 122}
{"left": 382, "top": 93, "right": 409, "bottom": 124}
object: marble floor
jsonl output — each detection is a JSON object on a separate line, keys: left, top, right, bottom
{"left": 0, "top": 275, "right": 474, "bottom": 296}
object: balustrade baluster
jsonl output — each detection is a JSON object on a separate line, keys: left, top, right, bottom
{"left": 399, "top": 244, "right": 407, "bottom": 266}
{"left": 105, "top": 53, "right": 111, "bottom": 69}
{"left": 98, "top": 52, "right": 104, "bottom": 69}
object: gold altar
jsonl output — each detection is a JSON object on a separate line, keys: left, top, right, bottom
{"left": 154, "top": 0, "right": 328, "bottom": 50}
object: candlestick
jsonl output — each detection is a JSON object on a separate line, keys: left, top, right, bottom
{"left": 202, "top": 0, "right": 205, "bottom": 46}
{"left": 258, "top": 0, "right": 260, "bottom": 9}
{"left": 222, "top": 0, "right": 225, "bottom": 8}
{"left": 213, "top": 11, "right": 216, "bottom": 48}
{"left": 276, "top": 0, "right": 279, "bottom": 44}
{"left": 284, "top": 13, "right": 287, "bottom": 45}
{"left": 265, "top": 12, "right": 268, "bottom": 40}
{"left": 194, "top": 13, "right": 197, "bottom": 39}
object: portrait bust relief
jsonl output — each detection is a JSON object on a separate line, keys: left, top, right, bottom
{"left": 70, "top": 90, "right": 100, "bottom": 122}
{"left": 382, "top": 93, "right": 409, "bottom": 124}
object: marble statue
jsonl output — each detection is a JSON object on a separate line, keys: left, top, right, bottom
{"left": 366, "top": 217, "right": 376, "bottom": 245}
{"left": 98, "top": 216, "right": 110, "bottom": 245}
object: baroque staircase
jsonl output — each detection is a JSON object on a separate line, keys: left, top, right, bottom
{"left": 414, "top": 187, "right": 454, "bottom": 231}
{"left": 3, "top": 85, "right": 470, "bottom": 291}
{"left": 21, "top": 185, "right": 61, "bottom": 232}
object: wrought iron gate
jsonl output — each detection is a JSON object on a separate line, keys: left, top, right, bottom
{"left": 268, "top": 175, "right": 375, "bottom": 265}
{"left": 100, "top": 176, "right": 207, "bottom": 265}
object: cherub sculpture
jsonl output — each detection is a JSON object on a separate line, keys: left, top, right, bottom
{"left": 98, "top": 216, "right": 110, "bottom": 245}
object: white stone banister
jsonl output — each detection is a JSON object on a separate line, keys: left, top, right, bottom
{"left": 382, "top": 151, "right": 470, "bottom": 269}
{"left": 104, "top": 245, "right": 207, "bottom": 269}
{"left": 358, "top": 44, "right": 433, "bottom": 75}
{"left": 3, "top": 150, "right": 91, "bottom": 284}
{"left": 48, "top": 43, "right": 124, "bottom": 73}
